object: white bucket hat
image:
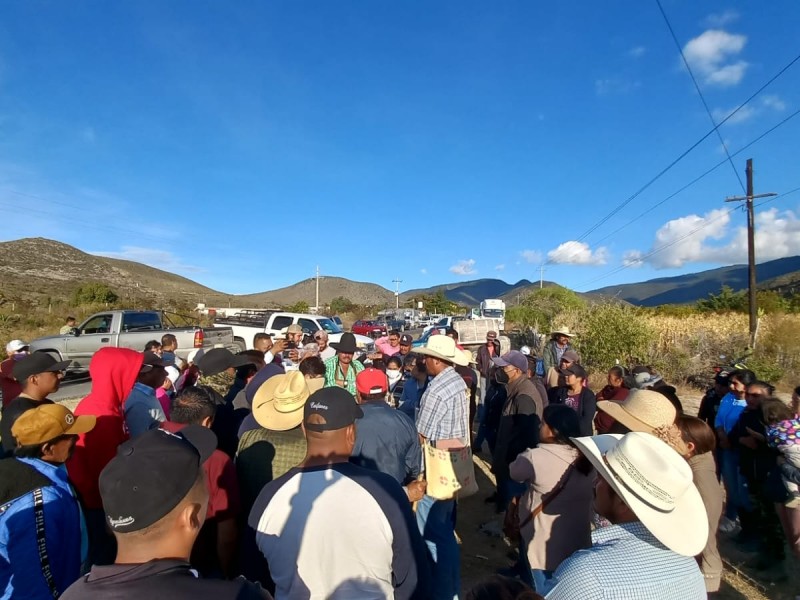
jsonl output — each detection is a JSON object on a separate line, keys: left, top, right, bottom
{"left": 414, "top": 336, "right": 468, "bottom": 366}
{"left": 573, "top": 432, "right": 707, "bottom": 557}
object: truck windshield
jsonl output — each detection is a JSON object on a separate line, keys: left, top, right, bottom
{"left": 319, "top": 318, "right": 343, "bottom": 334}
{"left": 482, "top": 309, "right": 504, "bottom": 318}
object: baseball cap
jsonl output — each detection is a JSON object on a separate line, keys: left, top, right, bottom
{"left": 561, "top": 350, "right": 581, "bottom": 364}
{"left": 399, "top": 334, "right": 413, "bottom": 346}
{"left": 492, "top": 350, "right": 528, "bottom": 372}
{"left": 12, "top": 353, "right": 72, "bottom": 382}
{"left": 304, "top": 387, "right": 364, "bottom": 432}
{"left": 99, "top": 425, "right": 217, "bottom": 533}
{"left": 196, "top": 348, "right": 254, "bottom": 376}
{"left": 11, "top": 404, "right": 96, "bottom": 446}
{"left": 486, "top": 331, "right": 497, "bottom": 340}
{"left": 287, "top": 324, "right": 303, "bottom": 334}
{"left": 6, "top": 340, "right": 28, "bottom": 354}
{"left": 139, "top": 351, "right": 166, "bottom": 372}
{"left": 314, "top": 330, "right": 329, "bottom": 340}
{"left": 356, "top": 368, "right": 388, "bottom": 396}
{"left": 561, "top": 363, "right": 588, "bottom": 379}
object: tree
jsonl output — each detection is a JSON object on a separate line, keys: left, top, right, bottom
{"left": 330, "top": 296, "right": 356, "bottom": 314}
{"left": 506, "top": 287, "right": 585, "bottom": 331}
{"left": 287, "top": 301, "right": 310, "bottom": 313}
{"left": 573, "top": 303, "right": 656, "bottom": 371}
{"left": 72, "top": 282, "right": 119, "bottom": 306}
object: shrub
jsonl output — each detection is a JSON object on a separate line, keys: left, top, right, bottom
{"left": 71, "top": 282, "right": 119, "bottom": 306}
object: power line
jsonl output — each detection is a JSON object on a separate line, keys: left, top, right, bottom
{"left": 543, "top": 47, "right": 800, "bottom": 266}
{"left": 655, "top": 0, "right": 745, "bottom": 193}
{"left": 574, "top": 186, "right": 800, "bottom": 291}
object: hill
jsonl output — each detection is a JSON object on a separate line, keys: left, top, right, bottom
{"left": 589, "top": 256, "right": 800, "bottom": 306}
{"left": 237, "top": 276, "right": 394, "bottom": 307}
{"left": 401, "top": 278, "right": 536, "bottom": 305}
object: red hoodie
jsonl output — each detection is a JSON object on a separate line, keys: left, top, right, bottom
{"left": 67, "top": 347, "right": 143, "bottom": 510}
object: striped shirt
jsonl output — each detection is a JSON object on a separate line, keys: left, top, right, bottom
{"left": 323, "top": 356, "right": 364, "bottom": 396}
{"left": 416, "top": 366, "right": 468, "bottom": 444}
{"left": 545, "top": 521, "right": 706, "bottom": 600}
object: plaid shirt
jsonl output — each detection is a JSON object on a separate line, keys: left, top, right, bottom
{"left": 546, "top": 522, "right": 706, "bottom": 600}
{"left": 323, "top": 355, "right": 364, "bottom": 396}
{"left": 416, "top": 366, "right": 468, "bottom": 443}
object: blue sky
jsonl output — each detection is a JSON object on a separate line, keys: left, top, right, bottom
{"left": 1, "top": 1, "right": 799, "bottom": 296}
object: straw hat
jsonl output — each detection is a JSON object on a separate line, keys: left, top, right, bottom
{"left": 414, "top": 336, "right": 468, "bottom": 366}
{"left": 252, "top": 371, "right": 313, "bottom": 431}
{"left": 596, "top": 388, "right": 676, "bottom": 434}
{"left": 461, "top": 348, "right": 477, "bottom": 366}
{"left": 550, "top": 326, "right": 575, "bottom": 337}
{"left": 573, "top": 432, "right": 708, "bottom": 557}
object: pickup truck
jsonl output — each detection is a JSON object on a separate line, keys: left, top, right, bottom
{"left": 213, "top": 311, "right": 375, "bottom": 353}
{"left": 29, "top": 310, "right": 241, "bottom": 370}
{"left": 422, "top": 315, "right": 467, "bottom": 336}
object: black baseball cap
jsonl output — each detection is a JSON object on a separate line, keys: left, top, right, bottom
{"left": 399, "top": 334, "right": 413, "bottom": 346}
{"left": 100, "top": 425, "right": 217, "bottom": 533}
{"left": 12, "top": 353, "right": 72, "bottom": 382}
{"left": 304, "top": 387, "right": 363, "bottom": 432}
{"left": 196, "top": 348, "right": 254, "bottom": 376}
{"left": 139, "top": 351, "right": 166, "bottom": 372}
{"left": 561, "top": 363, "right": 587, "bottom": 379}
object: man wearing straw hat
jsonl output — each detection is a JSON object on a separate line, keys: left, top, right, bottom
{"left": 545, "top": 432, "right": 707, "bottom": 599}
{"left": 542, "top": 326, "right": 575, "bottom": 380}
{"left": 414, "top": 335, "right": 470, "bottom": 600}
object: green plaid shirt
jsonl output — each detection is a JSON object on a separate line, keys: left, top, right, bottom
{"left": 323, "top": 355, "right": 364, "bottom": 396}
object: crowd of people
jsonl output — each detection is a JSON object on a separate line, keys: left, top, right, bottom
{"left": 0, "top": 323, "right": 798, "bottom": 599}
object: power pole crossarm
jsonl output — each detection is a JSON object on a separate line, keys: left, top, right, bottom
{"left": 723, "top": 159, "right": 776, "bottom": 348}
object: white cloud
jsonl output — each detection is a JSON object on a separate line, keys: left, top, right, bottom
{"left": 683, "top": 30, "right": 748, "bottom": 86}
{"left": 629, "top": 46, "right": 646, "bottom": 58}
{"left": 494, "top": 264, "right": 505, "bottom": 271}
{"left": 420, "top": 268, "right": 427, "bottom": 275}
{"left": 546, "top": 241, "right": 609, "bottom": 266}
{"left": 622, "top": 250, "right": 645, "bottom": 268}
{"left": 92, "top": 246, "right": 205, "bottom": 273}
{"left": 520, "top": 249, "right": 543, "bottom": 264}
{"left": 624, "top": 208, "right": 800, "bottom": 269}
{"left": 762, "top": 95, "right": 787, "bottom": 111}
{"left": 449, "top": 259, "right": 477, "bottom": 276}
{"left": 712, "top": 104, "right": 756, "bottom": 125}
{"left": 705, "top": 10, "right": 740, "bottom": 28}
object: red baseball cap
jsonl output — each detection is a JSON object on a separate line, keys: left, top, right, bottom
{"left": 356, "top": 368, "right": 388, "bottom": 395}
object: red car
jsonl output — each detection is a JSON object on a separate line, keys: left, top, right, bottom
{"left": 351, "top": 320, "right": 387, "bottom": 338}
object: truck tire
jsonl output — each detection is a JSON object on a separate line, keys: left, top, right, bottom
{"left": 233, "top": 338, "right": 247, "bottom": 352}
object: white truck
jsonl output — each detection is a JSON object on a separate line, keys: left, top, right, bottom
{"left": 479, "top": 299, "right": 506, "bottom": 331}
{"left": 213, "top": 310, "right": 376, "bottom": 353}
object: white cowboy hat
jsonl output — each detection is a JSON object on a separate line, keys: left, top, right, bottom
{"left": 596, "top": 388, "right": 676, "bottom": 434}
{"left": 461, "top": 348, "right": 477, "bottom": 366}
{"left": 572, "top": 432, "right": 707, "bottom": 557}
{"left": 550, "top": 326, "right": 575, "bottom": 337}
{"left": 414, "top": 336, "right": 469, "bottom": 366}
{"left": 253, "top": 371, "right": 318, "bottom": 431}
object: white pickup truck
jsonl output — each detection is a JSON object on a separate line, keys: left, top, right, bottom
{"left": 213, "top": 310, "right": 376, "bottom": 353}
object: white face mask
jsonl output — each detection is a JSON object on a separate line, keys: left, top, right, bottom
{"left": 386, "top": 369, "right": 402, "bottom": 384}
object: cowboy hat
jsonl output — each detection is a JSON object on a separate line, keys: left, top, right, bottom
{"left": 330, "top": 332, "right": 359, "bottom": 354}
{"left": 252, "top": 371, "right": 312, "bottom": 431}
{"left": 550, "top": 326, "right": 575, "bottom": 337}
{"left": 573, "top": 432, "right": 707, "bottom": 557}
{"left": 597, "top": 388, "right": 676, "bottom": 434}
{"left": 414, "top": 336, "right": 469, "bottom": 366}
{"left": 461, "top": 348, "right": 477, "bottom": 366}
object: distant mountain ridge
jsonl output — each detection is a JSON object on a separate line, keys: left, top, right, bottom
{"left": 589, "top": 256, "right": 800, "bottom": 306}
{"left": 401, "top": 278, "right": 536, "bottom": 305}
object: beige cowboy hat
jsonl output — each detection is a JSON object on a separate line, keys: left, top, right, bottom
{"left": 550, "top": 326, "right": 575, "bottom": 337}
{"left": 414, "top": 336, "right": 469, "bottom": 366}
{"left": 596, "top": 388, "right": 676, "bottom": 434}
{"left": 253, "top": 371, "right": 319, "bottom": 431}
{"left": 573, "top": 432, "right": 708, "bottom": 557}
{"left": 461, "top": 348, "right": 477, "bottom": 366}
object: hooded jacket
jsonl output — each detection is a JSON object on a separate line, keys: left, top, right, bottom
{"left": 67, "top": 347, "right": 143, "bottom": 510}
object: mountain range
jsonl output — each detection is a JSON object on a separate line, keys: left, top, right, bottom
{"left": 1, "top": 237, "right": 798, "bottom": 310}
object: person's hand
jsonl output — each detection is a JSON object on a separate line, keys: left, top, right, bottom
{"left": 367, "top": 352, "right": 382, "bottom": 361}
{"left": 271, "top": 339, "right": 287, "bottom": 355}
{"left": 288, "top": 349, "right": 300, "bottom": 362}
{"left": 745, "top": 427, "right": 765, "bottom": 442}
{"left": 739, "top": 436, "right": 757, "bottom": 450}
{"left": 405, "top": 480, "right": 427, "bottom": 503}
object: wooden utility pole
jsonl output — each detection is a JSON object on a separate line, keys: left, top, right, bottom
{"left": 725, "top": 159, "right": 776, "bottom": 347}
{"left": 392, "top": 278, "right": 403, "bottom": 309}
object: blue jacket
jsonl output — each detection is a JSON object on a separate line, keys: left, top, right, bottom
{"left": 0, "top": 457, "right": 82, "bottom": 599}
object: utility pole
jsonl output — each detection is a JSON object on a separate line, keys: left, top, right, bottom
{"left": 539, "top": 265, "right": 546, "bottom": 289}
{"left": 392, "top": 278, "right": 403, "bottom": 310}
{"left": 725, "top": 158, "right": 776, "bottom": 347}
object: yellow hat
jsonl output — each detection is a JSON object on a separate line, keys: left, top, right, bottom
{"left": 11, "top": 404, "right": 96, "bottom": 446}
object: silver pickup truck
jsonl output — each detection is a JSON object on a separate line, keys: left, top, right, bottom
{"left": 29, "top": 310, "right": 243, "bottom": 370}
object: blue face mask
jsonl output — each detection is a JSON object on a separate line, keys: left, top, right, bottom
{"left": 12, "top": 352, "right": 28, "bottom": 361}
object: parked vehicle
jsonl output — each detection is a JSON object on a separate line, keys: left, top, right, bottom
{"left": 213, "top": 311, "right": 375, "bottom": 352}
{"left": 29, "top": 310, "right": 240, "bottom": 371}
{"left": 376, "top": 315, "right": 405, "bottom": 332}
{"left": 479, "top": 299, "right": 506, "bottom": 331}
{"left": 412, "top": 318, "right": 509, "bottom": 359}
{"left": 351, "top": 320, "right": 387, "bottom": 338}
{"left": 421, "top": 315, "right": 467, "bottom": 336}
